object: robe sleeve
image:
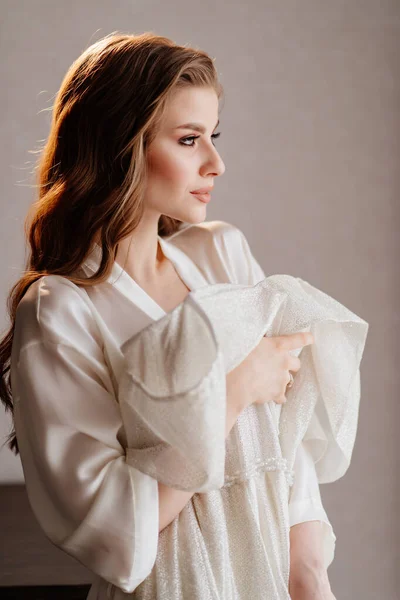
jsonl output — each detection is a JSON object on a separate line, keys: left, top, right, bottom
{"left": 218, "top": 221, "right": 336, "bottom": 569}
{"left": 288, "top": 442, "right": 336, "bottom": 569}
{"left": 11, "top": 276, "right": 227, "bottom": 594}
{"left": 12, "top": 339, "right": 158, "bottom": 594}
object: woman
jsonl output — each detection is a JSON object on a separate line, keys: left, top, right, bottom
{"left": 0, "top": 32, "right": 357, "bottom": 599}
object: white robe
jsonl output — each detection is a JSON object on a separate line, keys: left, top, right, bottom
{"left": 10, "top": 220, "right": 368, "bottom": 599}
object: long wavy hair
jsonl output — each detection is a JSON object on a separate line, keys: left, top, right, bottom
{"left": 0, "top": 31, "right": 224, "bottom": 455}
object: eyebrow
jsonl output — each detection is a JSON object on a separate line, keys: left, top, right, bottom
{"left": 175, "top": 119, "right": 220, "bottom": 134}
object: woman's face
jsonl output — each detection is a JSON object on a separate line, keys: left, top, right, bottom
{"left": 144, "top": 86, "right": 225, "bottom": 224}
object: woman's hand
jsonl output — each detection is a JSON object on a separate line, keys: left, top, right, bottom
{"left": 228, "top": 331, "right": 314, "bottom": 412}
{"left": 253, "top": 332, "right": 314, "bottom": 405}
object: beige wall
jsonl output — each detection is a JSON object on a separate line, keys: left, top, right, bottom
{"left": 1, "top": 1, "right": 398, "bottom": 598}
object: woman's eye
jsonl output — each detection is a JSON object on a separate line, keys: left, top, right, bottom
{"left": 179, "top": 132, "right": 221, "bottom": 147}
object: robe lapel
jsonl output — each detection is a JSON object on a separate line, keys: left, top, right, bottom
{"left": 80, "top": 236, "right": 209, "bottom": 322}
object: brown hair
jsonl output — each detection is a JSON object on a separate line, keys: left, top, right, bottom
{"left": 0, "top": 31, "right": 224, "bottom": 455}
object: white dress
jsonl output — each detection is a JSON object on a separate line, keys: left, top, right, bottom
{"left": 10, "top": 220, "right": 368, "bottom": 599}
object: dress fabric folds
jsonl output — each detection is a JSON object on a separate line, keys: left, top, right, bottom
{"left": 10, "top": 220, "right": 369, "bottom": 599}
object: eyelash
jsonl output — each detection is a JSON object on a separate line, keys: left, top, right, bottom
{"left": 179, "top": 132, "right": 221, "bottom": 147}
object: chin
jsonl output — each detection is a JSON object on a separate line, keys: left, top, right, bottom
{"left": 186, "top": 206, "right": 209, "bottom": 224}
{"left": 170, "top": 208, "right": 207, "bottom": 226}
{"left": 187, "top": 213, "right": 207, "bottom": 225}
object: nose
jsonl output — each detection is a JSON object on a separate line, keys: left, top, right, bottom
{"left": 200, "top": 146, "right": 226, "bottom": 178}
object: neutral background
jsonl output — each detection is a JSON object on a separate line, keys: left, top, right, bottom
{"left": 1, "top": 1, "right": 399, "bottom": 598}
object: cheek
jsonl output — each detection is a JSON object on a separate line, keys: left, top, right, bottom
{"left": 148, "top": 145, "right": 191, "bottom": 188}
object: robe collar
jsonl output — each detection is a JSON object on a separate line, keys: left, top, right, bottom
{"left": 79, "top": 235, "right": 209, "bottom": 320}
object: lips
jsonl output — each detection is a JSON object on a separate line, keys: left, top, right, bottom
{"left": 190, "top": 191, "right": 211, "bottom": 203}
{"left": 191, "top": 187, "right": 213, "bottom": 193}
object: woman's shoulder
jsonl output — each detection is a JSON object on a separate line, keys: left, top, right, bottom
{"left": 166, "top": 220, "right": 259, "bottom": 284}
{"left": 168, "top": 219, "right": 248, "bottom": 263}
{"left": 19, "top": 274, "right": 90, "bottom": 319}
{"left": 168, "top": 219, "right": 246, "bottom": 248}
{"left": 14, "top": 274, "right": 100, "bottom": 352}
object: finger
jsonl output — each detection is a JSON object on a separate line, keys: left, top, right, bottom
{"left": 277, "top": 332, "right": 314, "bottom": 351}
{"left": 288, "top": 356, "right": 301, "bottom": 372}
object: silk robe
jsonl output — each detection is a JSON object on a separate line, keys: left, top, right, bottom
{"left": 11, "top": 220, "right": 367, "bottom": 598}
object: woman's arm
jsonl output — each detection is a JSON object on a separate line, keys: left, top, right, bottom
{"left": 287, "top": 441, "right": 336, "bottom": 594}
{"left": 289, "top": 521, "right": 335, "bottom": 599}
{"left": 12, "top": 339, "right": 160, "bottom": 594}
